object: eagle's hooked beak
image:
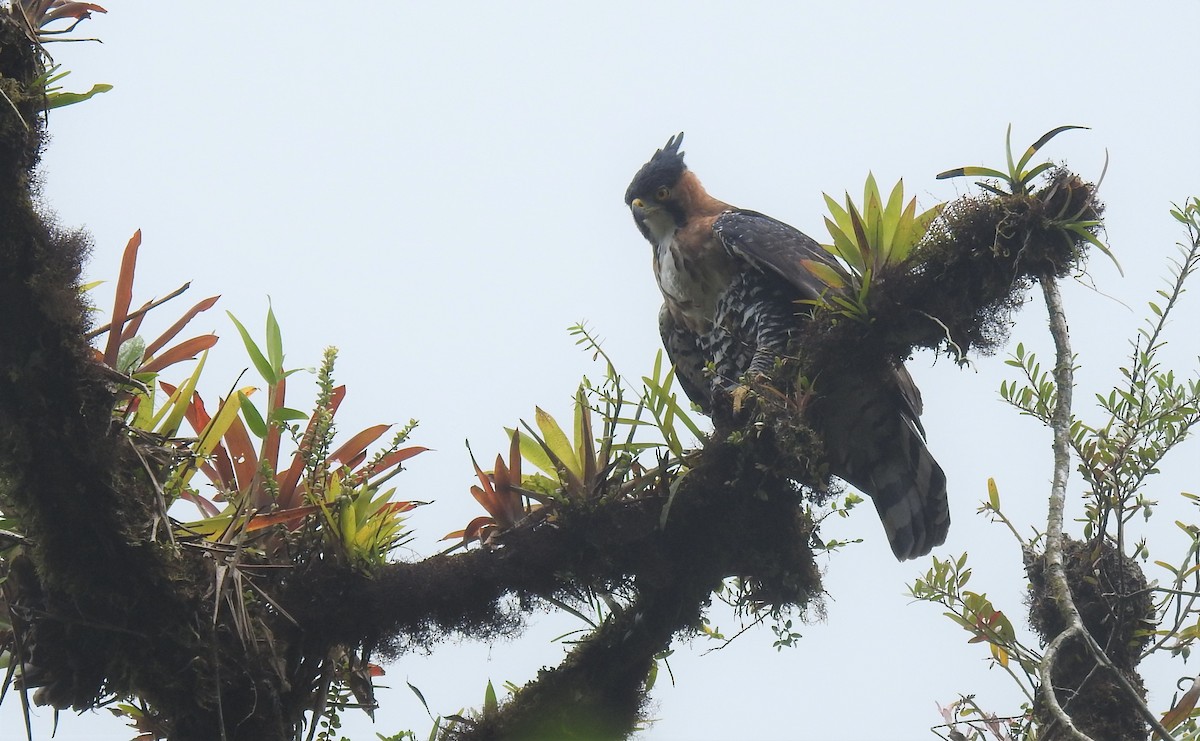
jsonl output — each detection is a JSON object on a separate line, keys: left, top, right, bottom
{"left": 629, "top": 198, "right": 654, "bottom": 242}
{"left": 630, "top": 197, "right": 661, "bottom": 221}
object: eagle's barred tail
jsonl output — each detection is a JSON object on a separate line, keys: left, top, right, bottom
{"left": 817, "top": 377, "right": 950, "bottom": 562}
{"left": 869, "top": 422, "right": 950, "bottom": 560}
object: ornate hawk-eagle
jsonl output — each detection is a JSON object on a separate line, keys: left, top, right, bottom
{"left": 625, "top": 133, "right": 949, "bottom": 560}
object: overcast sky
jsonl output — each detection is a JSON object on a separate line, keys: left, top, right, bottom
{"left": 10, "top": 2, "right": 1200, "bottom": 739}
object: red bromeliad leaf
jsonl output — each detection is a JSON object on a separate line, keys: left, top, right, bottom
{"left": 104, "top": 229, "right": 142, "bottom": 368}
{"left": 43, "top": 3, "right": 107, "bottom": 25}
{"left": 442, "top": 515, "right": 495, "bottom": 543}
{"left": 221, "top": 411, "right": 259, "bottom": 495}
{"left": 509, "top": 431, "right": 522, "bottom": 492}
{"left": 342, "top": 451, "right": 368, "bottom": 472}
{"left": 155, "top": 383, "right": 232, "bottom": 493}
{"left": 140, "top": 334, "right": 218, "bottom": 374}
{"left": 162, "top": 381, "right": 205, "bottom": 432}
{"left": 377, "top": 501, "right": 418, "bottom": 516}
{"left": 328, "top": 424, "right": 392, "bottom": 467}
{"left": 491, "top": 454, "right": 522, "bottom": 526}
{"left": 121, "top": 299, "right": 150, "bottom": 342}
{"left": 180, "top": 488, "right": 221, "bottom": 518}
{"left": 371, "top": 446, "right": 428, "bottom": 474}
{"left": 346, "top": 446, "right": 428, "bottom": 488}
{"left": 470, "top": 484, "right": 498, "bottom": 512}
{"left": 243, "top": 504, "right": 321, "bottom": 532}
{"left": 209, "top": 444, "right": 237, "bottom": 493}
{"left": 465, "top": 518, "right": 494, "bottom": 543}
{"left": 470, "top": 448, "right": 494, "bottom": 495}
{"left": 261, "top": 374, "right": 285, "bottom": 475}
{"left": 492, "top": 454, "right": 510, "bottom": 495}
{"left": 144, "top": 294, "right": 220, "bottom": 357}
{"left": 197, "top": 458, "right": 227, "bottom": 493}
{"left": 181, "top": 388, "right": 237, "bottom": 490}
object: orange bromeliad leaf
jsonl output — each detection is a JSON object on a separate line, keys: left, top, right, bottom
{"left": 376, "top": 501, "right": 418, "bottom": 516}
{"left": 261, "top": 374, "right": 286, "bottom": 478}
{"left": 492, "top": 454, "right": 522, "bottom": 526}
{"left": 103, "top": 229, "right": 142, "bottom": 368}
{"left": 328, "top": 424, "right": 392, "bottom": 467}
{"left": 509, "top": 430, "right": 522, "bottom": 487}
{"left": 368, "top": 446, "right": 428, "bottom": 476}
{"left": 144, "top": 294, "right": 220, "bottom": 357}
{"left": 120, "top": 298, "right": 149, "bottom": 342}
{"left": 140, "top": 334, "right": 218, "bottom": 374}
{"left": 180, "top": 488, "right": 221, "bottom": 518}
{"left": 222, "top": 411, "right": 259, "bottom": 494}
{"left": 470, "top": 483, "right": 497, "bottom": 511}
{"left": 442, "top": 515, "right": 496, "bottom": 543}
{"left": 243, "top": 504, "right": 322, "bottom": 532}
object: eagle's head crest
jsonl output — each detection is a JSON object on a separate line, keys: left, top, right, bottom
{"left": 625, "top": 132, "right": 686, "bottom": 205}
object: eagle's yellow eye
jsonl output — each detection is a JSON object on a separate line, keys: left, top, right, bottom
{"left": 655, "top": 186, "right": 671, "bottom": 201}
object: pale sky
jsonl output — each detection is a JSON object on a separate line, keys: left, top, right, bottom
{"left": 11, "top": 2, "right": 1200, "bottom": 739}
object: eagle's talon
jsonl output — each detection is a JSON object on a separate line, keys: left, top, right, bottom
{"left": 730, "top": 384, "right": 753, "bottom": 414}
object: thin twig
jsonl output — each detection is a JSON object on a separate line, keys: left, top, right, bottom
{"left": 126, "top": 435, "right": 175, "bottom": 546}
{"left": 84, "top": 281, "right": 191, "bottom": 340}
{"left": 0, "top": 86, "right": 30, "bottom": 131}
{"left": 1040, "top": 279, "right": 1175, "bottom": 741}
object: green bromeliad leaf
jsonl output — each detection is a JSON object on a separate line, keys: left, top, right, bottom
{"left": 815, "top": 175, "right": 944, "bottom": 321}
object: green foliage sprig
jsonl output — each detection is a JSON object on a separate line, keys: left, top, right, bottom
{"left": 914, "top": 197, "right": 1200, "bottom": 736}
{"left": 445, "top": 323, "right": 701, "bottom": 548}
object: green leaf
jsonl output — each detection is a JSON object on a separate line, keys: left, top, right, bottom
{"left": 880, "top": 178, "right": 905, "bottom": 251}
{"left": 976, "top": 182, "right": 1012, "bottom": 197}
{"left": 155, "top": 350, "right": 208, "bottom": 436}
{"left": 271, "top": 407, "right": 309, "bottom": 423}
{"left": 823, "top": 193, "right": 854, "bottom": 239}
{"left": 240, "top": 395, "right": 268, "bottom": 439}
{"left": 642, "top": 374, "right": 704, "bottom": 442}
{"left": 506, "top": 426, "right": 556, "bottom": 478}
{"left": 1063, "top": 223, "right": 1123, "bottom": 275}
{"left": 864, "top": 176, "right": 885, "bottom": 266}
{"left": 227, "top": 311, "right": 277, "bottom": 384}
{"left": 1004, "top": 123, "right": 1016, "bottom": 183}
{"left": 1018, "top": 125, "right": 1089, "bottom": 174}
{"left": 800, "top": 259, "right": 847, "bottom": 290}
{"left": 935, "top": 165, "right": 1011, "bottom": 182}
{"left": 117, "top": 336, "right": 146, "bottom": 374}
{"left": 265, "top": 301, "right": 283, "bottom": 375}
{"left": 1021, "top": 161, "right": 1056, "bottom": 187}
{"left": 823, "top": 217, "right": 862, "bottom": 272}
{"left": 536, "top": 407, "right": 583, "bottom": 480}
{"left": 406, "top": 680, "right": 432, "bottom": 715}
{"left": 889, "top": 198, "right": 919, "bottom": 261}
{"left": 483, "top": 680, "right": 498, "bottom": 715}
{"left": 46, "top": 83, "right": 113, "bottom": 110}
